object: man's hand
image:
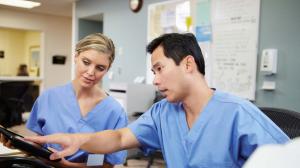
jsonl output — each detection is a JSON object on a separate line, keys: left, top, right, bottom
{"left": 25, "top": 133, "right": 90, "bottom": 160}
{"left": 25, "top": 128, "right": 140, "bottom": 161}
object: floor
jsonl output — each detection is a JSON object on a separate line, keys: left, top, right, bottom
{"left": 10, "top": 124, "right": 166, "bottom": 168}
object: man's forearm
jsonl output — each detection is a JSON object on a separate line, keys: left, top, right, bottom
{"left": 80, "top": 128, "right": 139, "bottom": 154}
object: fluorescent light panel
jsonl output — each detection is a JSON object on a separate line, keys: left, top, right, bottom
{"left": 0, "top": 0, "right": 41, "bottom": 9}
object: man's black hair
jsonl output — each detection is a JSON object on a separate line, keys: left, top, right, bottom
{"left": 147, "top": 33, "right": 205, "bottom": 75}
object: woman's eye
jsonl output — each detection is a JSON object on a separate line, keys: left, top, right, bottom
{"left": 157, "top": 67, "right": 162, "bottom": 72}
{"left": 83, "top": 60, "right": 89, "bottom": 65}
{"left": 96, "top": 66, "right": 105, "bottom": 71}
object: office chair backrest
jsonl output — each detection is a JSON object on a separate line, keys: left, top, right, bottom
{"left": 0, "top": 81, "right": 31, "bottom": 99}
{"left": 259, "top": 107, "right": 300, "bottom": 139}
{"left": 0, "top": 81, "right": 32, "bottom": 127}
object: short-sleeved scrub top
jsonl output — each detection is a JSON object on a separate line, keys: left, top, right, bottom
{"left": 27, "top": 82, "right": 128, "bottom": 164}
{"left": 128, "top": 90, "right": 289, "bottom": 168}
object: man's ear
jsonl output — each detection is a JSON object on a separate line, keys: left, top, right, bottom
{"left": 185, "top": 55, "right": 195, "bottom": 72}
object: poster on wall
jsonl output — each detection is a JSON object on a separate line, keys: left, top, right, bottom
{"left": 194, "top": 0, "right": 213, "bottom": 86}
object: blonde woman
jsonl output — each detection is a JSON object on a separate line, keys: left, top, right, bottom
{"left": 25, "top": 33, "right": 127, "bottom": 167}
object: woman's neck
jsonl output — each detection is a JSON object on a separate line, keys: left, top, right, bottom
{"left": 72, "top": 80, "right": 103, "bottom": 99}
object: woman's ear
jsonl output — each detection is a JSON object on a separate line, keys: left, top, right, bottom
{"left": 74, "top": 53, "right": 79, "bottom": 64}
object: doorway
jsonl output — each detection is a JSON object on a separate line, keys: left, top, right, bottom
{"left": 78, "top": 13, "right": 103, "bottom": 40}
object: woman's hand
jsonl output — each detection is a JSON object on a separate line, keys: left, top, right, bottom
{"left": 37, "top": 155, "right": 88, "bottom": 168}
{"left": 44, "top": 147, "right": 105, "bottom": 168}
{"left": 42, "top": 156, "right": 88, "bottom": 168}
{"left": 56, "top": 158, "right": 111, "bottom": 168}
{"left": 0, "top": 133, "right": 14, "bottom": 149}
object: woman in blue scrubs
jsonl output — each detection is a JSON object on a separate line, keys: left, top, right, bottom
{"left": 25, "top": 33, "right": 289, "bottom": 168}
{"left": 2, "top": 33, "right": 127, "bottom": 168}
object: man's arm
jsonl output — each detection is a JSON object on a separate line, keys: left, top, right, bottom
{"left": 25, "top": 128, "right": 140, "bottom": 160}
{"left": 81, "top": 128, "right": 139, "bottom": 153}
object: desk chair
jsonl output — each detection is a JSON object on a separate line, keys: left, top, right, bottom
{"left": 124, "top": 92, "right": 165, "bottom": 168}
{"left": 259, "top": 107, "right": 300, "bottom": 139}
{"left": 145, "top": 91, "right": 165, "bottom": 168}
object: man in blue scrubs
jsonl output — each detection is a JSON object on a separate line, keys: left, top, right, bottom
{"left": 26, "top": 33, "right": 289, "bottom": 168}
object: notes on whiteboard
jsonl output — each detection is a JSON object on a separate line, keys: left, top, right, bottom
{"left": 211, "top": 0, "right": 260, "bottom": 100}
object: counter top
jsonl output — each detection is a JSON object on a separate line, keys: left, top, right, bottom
{"left": 0, "top": 76, "right": 42, "bottom": 81}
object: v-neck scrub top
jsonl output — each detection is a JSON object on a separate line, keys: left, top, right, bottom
{"left": 128, "top": 90, "right": 289, "bottom": 168}
{"left": 26, "top": 82, "right": 128, "bottom": 164}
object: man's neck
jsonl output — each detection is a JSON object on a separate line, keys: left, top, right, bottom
{"left": 182, "top": 80, "right": 214, "bottom": 129}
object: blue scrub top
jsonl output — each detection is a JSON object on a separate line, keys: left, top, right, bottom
{"left": 26, "top": 82, "right": 128, "bottom": 164}
{"left": 128, "top": 90, "right": 289, "bottom": 168}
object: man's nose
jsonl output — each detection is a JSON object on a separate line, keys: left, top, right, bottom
{"left": 153, "top": 75, "right": 160, "bottom": 86}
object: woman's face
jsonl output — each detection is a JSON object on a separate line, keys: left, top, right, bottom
{"left": 74, "top": 49, "right": 110, "bottom": 88}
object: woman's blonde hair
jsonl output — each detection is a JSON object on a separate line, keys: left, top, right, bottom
{"left": 75, "top": 33, "right": 115, "bottom": 69}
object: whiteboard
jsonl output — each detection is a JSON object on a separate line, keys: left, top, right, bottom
{"left": 210, "top": 0, "right": 260, "bottom": 100}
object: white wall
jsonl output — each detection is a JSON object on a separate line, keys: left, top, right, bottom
{"left": 75, "top": 0, "right": 164, "bottom": 90}
{"left": 0, "top": 8, "right": 72, "bottom": 89}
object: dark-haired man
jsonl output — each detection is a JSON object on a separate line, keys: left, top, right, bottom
{"left": 25, "top": 33, "right": 289, "bottom": 168}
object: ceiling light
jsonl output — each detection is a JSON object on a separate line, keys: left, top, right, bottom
{"left": 0, "top": 0, "right": 41, "bottom": 9}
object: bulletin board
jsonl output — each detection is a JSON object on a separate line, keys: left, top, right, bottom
{"left": 147, "top": 0, "right": 261, "bottom": 100}
{"left": 147, "top": 0, "right": 191, "bottom": 84}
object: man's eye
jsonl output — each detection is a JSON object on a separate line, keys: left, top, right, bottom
{"left": 151, "top": 70, "right": 156, "bottom": 75}
{"left": 157, "top": 67, "right": 162, "bottom": 72}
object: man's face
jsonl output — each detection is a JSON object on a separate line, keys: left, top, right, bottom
{"left": 151, "top": 46, "right": 187, "bottom": 102}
